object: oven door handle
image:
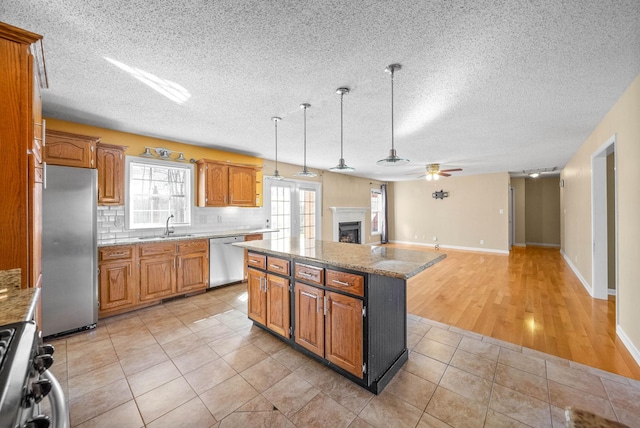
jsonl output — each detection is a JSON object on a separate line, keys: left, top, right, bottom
{"left": 41, "top": 370, "right": 70, "bottom": 428}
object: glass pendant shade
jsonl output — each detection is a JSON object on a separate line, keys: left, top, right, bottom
{"left": 377, "top": 63, "right": 410, "bottom": 166}
{"left": 294, "top": 103, "right": 317, "bottom": 177}
{"left": 329, "top": 87, "right": 355, "bottom": 172}
{"left": 269, "top": 116, "right": 284, "bottom": 180}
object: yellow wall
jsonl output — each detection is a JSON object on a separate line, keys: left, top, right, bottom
{"left": 561, "top": 73, "right": 640, "bottom": 357}
{"left": 390, "top": 172, "right": 510, "bottom": 252}
{"left": 524, "top": 177, "right": 561, "bottom": 245}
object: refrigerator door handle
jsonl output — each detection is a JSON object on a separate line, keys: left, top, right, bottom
{"left": 43, "top": 162, "right": 47, "bottom": 189}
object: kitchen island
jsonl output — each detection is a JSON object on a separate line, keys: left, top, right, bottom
{"left": 234, "top": 238, "right": 445, "bottom": 393}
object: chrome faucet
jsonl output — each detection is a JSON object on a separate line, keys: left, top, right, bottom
{"left": 164, "top": 214, "right": 174, "bottom": 235}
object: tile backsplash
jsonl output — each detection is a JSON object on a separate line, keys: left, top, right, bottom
{"left": 97, "top": 205, "right": 266, "bottom": 243}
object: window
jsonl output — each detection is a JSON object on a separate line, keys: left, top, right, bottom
{"left": 126, "top": 157, "right": 193, "bottom": 229}
{"left": 371, "top": 188, "right": 383, "bottom": 235}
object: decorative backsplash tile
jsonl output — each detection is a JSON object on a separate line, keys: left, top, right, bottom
{"left": 97, "top": 205, "right": 266, "bottom": 243}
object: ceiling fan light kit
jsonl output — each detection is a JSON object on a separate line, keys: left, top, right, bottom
{"left": 329, "top": 87, "right": 355, "bottom": 172}
{"left": 377, "top": 63, "right": 410, "bottom": 166}
{"left": 294, "top": 103, "right": 317, "bottom": 178}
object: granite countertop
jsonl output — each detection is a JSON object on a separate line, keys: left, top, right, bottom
{"left": 234, "top": 238, "right": 446, "bottom": 279}
{"left": 0, "top": 269, "right": 40, "bottom": 325}
{"left": 98, "top": 228, "right": 277, "bottom": 247}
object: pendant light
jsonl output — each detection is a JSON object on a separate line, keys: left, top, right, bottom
{"left": 294, "top": 103, "right": 317, "bottom": 177}
{"left": 269, "top": 116, "right": 284, "bottom": 180}
{"left": 329, "top": 87, "right": 355, "bottom": 172}
{"left": 377, "top": 63, "right": 410, "bottom": 166}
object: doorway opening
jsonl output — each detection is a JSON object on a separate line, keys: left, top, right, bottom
{"left": 591, "top": 135, "right": 617, "bottom": 307}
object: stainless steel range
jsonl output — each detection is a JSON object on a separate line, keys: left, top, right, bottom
{"left": 0, "top": 320, "right": 68, "bottom": 428}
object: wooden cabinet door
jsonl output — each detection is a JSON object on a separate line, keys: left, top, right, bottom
{"left": 325, "top": 291, "right": 364, "bottom": 378}
{"left": 177, "top": 252, "right": 208, "bottom": 293}
{"left": 228, "top": 166, "right": 256, "bottom": 206}
{"left": 266, "top": 274, "right": 290, "bottom": 338}
{"left": 44, "top": 130, "right": 98, "bottom": 168}
{"left": 97, "top": 143, "right": 126, "bottom": 205}
{"left": 139, "top": 255, "right": 176, "bottom": 301}
{"left": 247, "top": 268, "right": 266, "bottom": 325}
{"left": 205, "top": 162, "right": 229, "bottom": 206}
{"left": 99, "top": 260, "right": 136, "bottom": 313}
{"left": 294, "top": 282, "right": 324, "bottom": 357}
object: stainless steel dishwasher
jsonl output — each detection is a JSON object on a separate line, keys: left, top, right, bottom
{"left": 209, "top": 235, "right": 246, "bottom": 288}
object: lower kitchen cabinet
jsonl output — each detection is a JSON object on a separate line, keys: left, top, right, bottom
{"left": 244, "top": 250, "right": 407, "bottom": 394}
{"left": 139, "top": 255, "right": 176, "bottom": 302}
{"left": 294, "top": 283, "right": 363, "bottom": 378}
{"left": 176, "top": 240, "right": 209, "bottom": 293}
{"left": 248, "top": 266, "right": 291, "bottom": 339}
{"left": 98, "top": 239, "right": 209, "bottom": 318}
{"left": 98, "top": 246, "right": 137, "bottom": 315}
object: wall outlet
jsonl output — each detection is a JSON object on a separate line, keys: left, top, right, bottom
{"left": 433, "top": 236, "right": 437, "bottom": 241}
{"left": 480, "top": 239, "right": 484, "bottom": 245}
{"left": 499, "top": 209, "right": 504, "bottom": 214}
{"left": 414, "top": 234, "right": 418, "bottom": 239}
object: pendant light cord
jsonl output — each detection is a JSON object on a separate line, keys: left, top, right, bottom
{"left": 340, "top": 91, "right": 344, "bottom": 158}
{"left": 303, "top": 106, "right": 307, "bottom": 168}
{"left": 274, "top": 118, "right": 279, "bottom": 171}
{"left": 390, "top": 67, "right": 395, "bottom": 152}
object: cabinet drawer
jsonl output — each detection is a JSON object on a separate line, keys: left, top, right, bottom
{"left": 244, "top": 233, "right": 263, "bottom": 241}
{"left": 177, "top": 239, "right": 208, "bottom": 254}
{"left": 139, "top": 242, "right": 176, "bottom": 258}
{"left": 99, "top": 245, "right": 134, "bottom": 261}
{"left": 247, "top": 252, "right": 266, "bottom": 269}
{"left": 326, "top": 269, "right": 364, "bottom": 297}
{"left": 295, "top": 263, "right": 324, "bottom": 286}
{"left": 267, "top": 257, "right": 290, "bottom": 275}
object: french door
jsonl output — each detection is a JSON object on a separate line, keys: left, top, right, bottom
{"left": 264, "top": 178, "right": 321, "bottom": 240}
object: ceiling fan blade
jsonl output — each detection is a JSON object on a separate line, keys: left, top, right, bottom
{"left": 438, "top": 172, "right": 451, "bottom": 177}
{"left": 440, "top": 168, "right": 462, "bottom": 173}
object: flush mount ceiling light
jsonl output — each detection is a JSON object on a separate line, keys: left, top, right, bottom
{"left": 294, "top": 103, "right": 317, "bottom": 177}
{"left": 329, "top": 87, "right": 355, "bottom": 172}
{"left": 377, "top": 63, "right": 410, "bottom": 166}
{"left": 529, "top": 171, "right": 540, "bottom": 178}
{"left": 268, "top": 116, "right": 284, "bottom": 180}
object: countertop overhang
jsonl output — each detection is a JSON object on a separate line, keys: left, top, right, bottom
{"left": 98, "top": 228, "right": 276, "bottom": 247}
{"left": 234, "top": 238, "right": 446, "bottom": 279}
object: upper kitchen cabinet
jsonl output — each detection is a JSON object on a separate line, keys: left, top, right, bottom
{"left": 0, "top": 22, "right": 47, "bottom": 289}
{"left": 44, "top": 129, "right": 99, "bottom": 168}
{"left": 97, "top": 142, "right": 127, "bottom": 205}
{"left": 196, "top": 159, "right": 259, "bottom": 207}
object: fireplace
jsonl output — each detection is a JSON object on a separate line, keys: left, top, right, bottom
{"left": 330, "top": 207, "right": 367, "bottom": 244}
{"left": 339, "top": 221, "right": 361, "bottom": 244}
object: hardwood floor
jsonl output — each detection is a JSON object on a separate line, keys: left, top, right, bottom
{"left": 397, "top": 244, "right": 640, "bottom": 380}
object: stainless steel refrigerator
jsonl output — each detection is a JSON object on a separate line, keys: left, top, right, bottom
{"left": 42, "top": 165, "right": 98, "bottom": 337}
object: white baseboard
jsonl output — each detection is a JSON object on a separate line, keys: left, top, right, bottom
{"left": 560, "top": 249, "right": 593, "bottom": 297}
{"left": 525, "top": 242, "right": 561, "bottom": 248}
{"left": 513, "top": 243, "right": 526, "bottom": 247}
{"left": 608, "top": 288, "right": 616, "bottom": 296}
{"left": 390, "top": 240, "right": 509, "bottom": 255}
{"left": 616, "top": 325, "right": 640, "bottom": 369}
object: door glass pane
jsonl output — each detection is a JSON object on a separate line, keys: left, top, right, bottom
{"left": 271, "top": 185, "right": 291, "bottom": 239}
{"left": 299, "top": 189, "right": 316, "bottom": 240}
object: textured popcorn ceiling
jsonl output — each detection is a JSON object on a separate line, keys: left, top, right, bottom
{"left": 3, "top": 1, "right": 639, "bottom": 181}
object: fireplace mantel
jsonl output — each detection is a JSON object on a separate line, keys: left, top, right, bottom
{"left": 330, "top": 207, "right": 368, "bottom": 243}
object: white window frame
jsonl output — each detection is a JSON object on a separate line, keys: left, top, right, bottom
{"left": 264, "top": 177, "right": 321, "bottom": 240}
{"left": 125, "top": 156, "right": 194, "bottom": 230}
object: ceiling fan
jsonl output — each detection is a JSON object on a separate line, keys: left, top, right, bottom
{"left": 416, "top": 163, "right": 463, "bottom": 180}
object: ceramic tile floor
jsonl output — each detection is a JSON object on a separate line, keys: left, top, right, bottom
{"left": 42, "top": 283, "right": 640, "bottom": 428}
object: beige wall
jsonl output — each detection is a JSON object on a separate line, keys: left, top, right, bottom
{"left": 561, "top": 74, "right": 640, "bottom": 357}
{"left": 390, "top": 173, "right": 510, "bottom": 252}
{"left": 524, "top": 177, "right": 561, "bottom": 245}
{"left": 512, "top": 178, "right": 526, "bottom": 245}
{"left": 262, "top": 159, "right": 385, "bottom": 244}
